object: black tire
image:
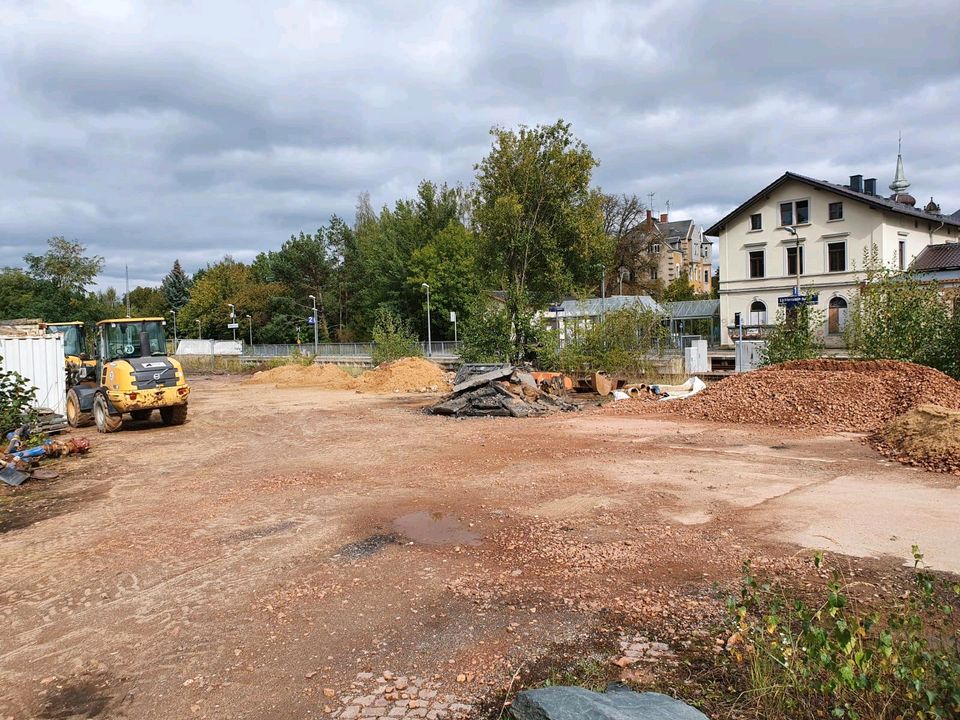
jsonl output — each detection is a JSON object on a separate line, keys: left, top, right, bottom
{"left": 66, "top": 388, "right": 93, "bottom": 428}
{"left": 130, "top": 409, "right": 153, "bottom": 422}
{"left": 160, "top": 404, "right": 188, "bottom": 426}
{"left": 93, "top": 394, "right": 123, "bottom": 433}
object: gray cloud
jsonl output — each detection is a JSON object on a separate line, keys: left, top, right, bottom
{"left": 1, "top": 0, "right": 957, "bottom": 289}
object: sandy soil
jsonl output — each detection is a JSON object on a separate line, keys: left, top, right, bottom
{"left": 0, "top": 376, "right": 957, "bottom": 719}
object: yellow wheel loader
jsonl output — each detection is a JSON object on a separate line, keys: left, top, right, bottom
{"left": 66, "top": 317, "right": 191, "bottom": 433}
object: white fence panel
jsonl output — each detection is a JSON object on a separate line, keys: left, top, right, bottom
{"left": 0, "top": 334, "right": 67, "bottom": 415}
{"left": 175, "top": 339, "right": 243, "bottom": 356}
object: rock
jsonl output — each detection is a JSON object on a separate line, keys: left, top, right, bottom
{"left": 509, "top": 684, "right": 708, "bottom": 720}
{"left": 323, "top": 687, "right": 336, "bottom": 697}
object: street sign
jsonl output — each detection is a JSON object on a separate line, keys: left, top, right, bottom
{"left": 307, "top": 316, "right": 315, "bottom": 325}
{"left": 548, "top": 305, "right": 564, "bottom": 313}
{"left": 777, "top": 294, "right": 819, "bottom": 307}
{"left": 227, "top": 322, "right": 239, "bottom": 329}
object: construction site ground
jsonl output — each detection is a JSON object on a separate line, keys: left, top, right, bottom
{"left": 1, "top": 375, "right": 958, "bottom": 719}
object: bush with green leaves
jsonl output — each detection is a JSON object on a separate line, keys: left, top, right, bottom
{"left": 370, "top": 307, "right": 421, "bottom": 365}
{"left": 845, "top": 246, "right": 954, "bottom": 375}
{"left": 458, "top": 299, "right": 513, "bottom": 364}
{"left": 726, "top": 549, "right": 960, "bottom": 719}
{"left": 759, "top": 301, "right": 825, "bottom": 366}
{"left": 555, "top": 306, "right": 667, "bottom": 378}
{"left": 0, "top": 357, "right": 37, "bottom": 435}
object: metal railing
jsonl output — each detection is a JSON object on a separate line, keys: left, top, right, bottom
{"left": 243, "top": 341, "right": 461, "bottom": 358}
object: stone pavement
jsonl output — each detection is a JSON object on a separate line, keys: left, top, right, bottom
{"left": 327, "top": 671, "right": 474, "bottom": 720}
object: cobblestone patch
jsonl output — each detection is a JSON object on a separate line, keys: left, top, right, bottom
{"left": 612, "top": 634, "right": 678, "bottom": 668}
{"left": 328, "top": 671, "right": 474, "bottom": 719}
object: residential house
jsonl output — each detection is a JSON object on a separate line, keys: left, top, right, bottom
{"left": 706, "top": 152, "right": 960, "bottom": 347}
{"left": 910, "top": 243, "right": 960, "bottom": 309}
{"left": 617, "top": 211, "right": 713, "bottom": 295}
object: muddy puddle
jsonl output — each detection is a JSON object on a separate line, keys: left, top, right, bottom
{"left": 392, "top": 511, "right": 481, "bottom": 546}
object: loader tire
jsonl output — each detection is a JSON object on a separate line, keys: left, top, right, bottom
{"left": 93, "top": 394, "right": 123, "bottom": 434}
{"left": 130, "top": 409, "right": 153, "bottom": 422}
{"left": 66, "top": 388, "right": 93, "bottom": 428}
{"left": 160, "top": 404, "right": 188, "bottom": 426}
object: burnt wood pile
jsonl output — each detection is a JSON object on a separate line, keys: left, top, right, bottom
{"left": 428, "top": 364, "right": 578, "bottom": 418}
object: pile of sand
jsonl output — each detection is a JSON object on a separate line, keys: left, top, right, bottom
{"left": 872, "top": 405, "right": 960, "bottom": 474}
{"left": 246, "top": 363, "right": 358, "bottom": 390}
{"left": 671, "top": 359, "right": 960, "bottom": 433}
{"left": 357, "top": 357, "right": 451, "bottom": 394}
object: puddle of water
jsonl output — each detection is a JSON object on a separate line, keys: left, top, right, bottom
{"left": 331, "top": 533, "right": 400, "bottom": 561}
{"left": 392, "top": 511, "right": 481, "bottom": 546}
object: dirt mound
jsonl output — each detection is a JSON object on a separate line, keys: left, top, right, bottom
{"left": 872, "top": 405, "right": 960, "bottom": 474}
{"left": 358, "top": 357, "right": 451, "bottom": 394}
{"left": 246, "top": 363, "right": 358, "bottom": 390}
{"left": 671, "top": 360, "right": 960, "bottom": 432}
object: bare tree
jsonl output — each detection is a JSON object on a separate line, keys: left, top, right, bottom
{"left": 599, "top": 193, "right": 663, "bottom": 297}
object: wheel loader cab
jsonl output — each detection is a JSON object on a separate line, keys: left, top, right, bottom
{"left": 65, "top": 317, "right": 191, "bottom": 433}
{"left": 45, "top": 321, "right": 97, "bottom": 382}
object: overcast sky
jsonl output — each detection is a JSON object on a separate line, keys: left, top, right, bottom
{"left": 2, "top": 0, "right": 958, "bottom": 290}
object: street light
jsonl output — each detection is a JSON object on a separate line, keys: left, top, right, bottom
{"left": 308, "top": 294, "right": 318, "bottom": 355}
{"left": 170, "top": 309, "right": 178, "bottom": 347}
{"left": 196, "top": 318, "right": 202, "bottom": 340}
{"left": 245, "top": 314, "right": 253, "bottom": 348}
{"left": 227, "top": 303, "right": 236, "bottom": 342}
{"left": 784, "top": 226, "right": 802, "bottom": 295}
{"left": 421, "top": 283, "right": 432, "bottom": 357}
{"left": 617, "top": 266, "right": 629, "bottom": 295}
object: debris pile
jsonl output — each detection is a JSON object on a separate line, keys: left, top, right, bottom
{"left": 357, "top": 357, "right": 451, "bottom": 394}
{"left": 872, "top": 405, "right": 960, "bottom": 474}
{"left": 2, "top": 429, "right": 91, "bottom": 486}
{"left": 672, "top": 359, "right": 960, "bottom": 432}
{"left": 246, "top": 363, "right": 358, "bottom": 390}
{"left": 428, "top": 365, "right": 578, "bottom": 417}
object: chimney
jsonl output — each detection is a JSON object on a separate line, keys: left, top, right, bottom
{"left": 849, "top": 174, "right": 863, "bottom": 193}
{"left": 645, "top": 209, "right": 653, "bottom": 227}
{"left": 659, "top": 212, "right": 669, "bottom": 222}
{"left": 863, "top": 178, "right": 877, "bottom": 195}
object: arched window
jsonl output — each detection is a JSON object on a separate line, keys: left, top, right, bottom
{"left": 748, "top": 300, "right": 767, "bottom": 325}
{"left": 828, "top": 296, "right": 848, "bottom": 334}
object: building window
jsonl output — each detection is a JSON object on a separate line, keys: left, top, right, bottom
{"left": 749, "top": 250, "right": 765, "bottom": 278}
{"left": 827, "top": 241, "right": 846, "bottom": 272}
{"left": 828, "top": 202, "right": 843, "bottom": 220}
{"left": 652, "top": 243, "right": 660, "bottom": 254}
{"left": 779, "top": 199, "right": 810, "bottom": 226}
{"left": 748, "top": 300, "right": 767, "bottom": 325}
{"left": 704, "top": 269, "right": 709, "bottom": 283}
{"left": 898, "top": 240, "right": 906, "bottom": 270}
{"left": 786, "top": 245, "right": 804, "bottom": 276}
{"left": 750, "top": 213, "right": 762, "bottom": 231}
{"left": 828, "top": 296, "right": 848, "bottom": 334}
{"left": 649, "top": 268, "right": 658, "bottom": 280}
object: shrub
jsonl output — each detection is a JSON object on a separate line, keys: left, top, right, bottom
{"left": 371, "top": 307, "right": 421, "bottom": 365}
{"left": 726, "top": 550, "right": 960, "bottom": 719}
{"left": 759, "top": 301, "right": 824, "bottom": 366}
{"left": 458, "top": 299, "right": 513, "bottom": 364}
{"left": 0, "top": 357, "right": 37, "bottom": 435}
{"left": 555, "top": 306, "right": 666, "bottom": 378}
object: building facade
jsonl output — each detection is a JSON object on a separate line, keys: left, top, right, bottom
{"left": 618, "top": 211, "right": 713, "bottom": 295}
{"left": 707, "top": 156, "right": 960, "bottom": 347}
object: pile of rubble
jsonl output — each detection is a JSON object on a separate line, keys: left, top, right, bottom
{"left": 672, "top": 359, "right": 960, "bottom": 433}
{"left": 872, "top": 404, "right": 960, "bottom": 474}
{"left": 428, "top": 365, "right": 578, "bottom": 418}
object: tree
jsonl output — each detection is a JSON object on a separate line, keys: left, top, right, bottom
{"left": 662, "top": 272, "right": 697, "bottom": 302}
{"left": 371, "top": 307, "right": 421, "bottom": 365}
{"left": 162, "top": 260, "right": 192, "bottom": 311}
{"left": 473, "top": 120, "right": 610, "bottom": 359}
{"left": 602, "top": 193, "right": 661, "bottom": 296}
{"left": 555, "top": 306, "right": 668, "bottom": 377}
{"left": 126, "top": 286, "right": 168, "bottom": 317}
{"left": 760, "top": 302, "right": 825, "bottom": 366}
{"left": 458, "top": 298, "right": 513, "bottom": 363}
{"left": 24, "top": 236, "right": 103, "bottom": 295}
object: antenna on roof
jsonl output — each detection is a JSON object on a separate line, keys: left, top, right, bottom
{"left": 647, "top": 191, "right": 655, "bottom": 213}
{"left": 665, "top": 200, "right": 671, "bottom": 215}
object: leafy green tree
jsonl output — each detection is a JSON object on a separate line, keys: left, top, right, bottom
{"left": 556, "top": 306, "right": 667, "bottom": 376}
{"left": 126, "top": 286, "right": 168, "bottom": 317}
{"left": 24, "top": 236, "right": 103, "bottom": 294}
{"left": 0, "top": 359, "right": 37, "bottom": 434}
{"left": 473, "top": 120, "right": 610, "bottom": 358}
{"left": 661, "top": 272, "right": 696, "bottom": 302}
{"left": 371, "top": 307, "right": 421, "bottom": 365}
{"left": 760, "top": 302, "right": 825, "bottom": 366}
{"left": 458, "top": 298, "right": 514, "bottom": 363}
{"left": 845, "top": 246, "right": 950, "bottom": 370}
{"left": 162, "top": 260, "right": 192, "bottom": 311}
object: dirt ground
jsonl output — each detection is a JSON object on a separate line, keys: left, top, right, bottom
{"left": 1, "top": 376, "right": 957, "bottom": 719}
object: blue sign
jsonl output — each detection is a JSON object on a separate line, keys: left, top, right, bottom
{"left": 548, "top": 305, "right": 564, "bottom": 313}
{"left": 307, "top": 316, "right": 315, "bottom": 325}
{"left": 778, "top": 293, "right": 819, "bottom": 307}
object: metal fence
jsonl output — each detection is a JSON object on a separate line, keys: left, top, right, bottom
{"left": 244, "top": 341, "right": 461, "bottom": 358}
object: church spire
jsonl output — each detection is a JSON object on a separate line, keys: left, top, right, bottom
{"left": 889, "top": 133, "right": 910, "bottom": 194}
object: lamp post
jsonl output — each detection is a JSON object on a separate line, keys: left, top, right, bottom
{"left": 308, "top": 294, "right": 318, "bottom": 355}
{"left": 171, "top": 310, "right": 178, "bottom": 347}
{"left": 421, "top": 283, "right": 432, "bottom": 357}
{"left": 196, "top": 318, "right": 202, "bottom": 340}
{"left": 246, "top": 314, "right": 253, "bottom": 348}
{"left": 617, "top": 266, "right": 629, "bottom": 295}
{"left": 784, "top": 226, "right": 801, "bottom": 295}
{"left": 227, "top": 303, "right": 236, "bottom": 342}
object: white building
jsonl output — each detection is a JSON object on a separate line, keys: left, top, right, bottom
{"left": 706, "top": 153, "right": 960, "bottom": 347}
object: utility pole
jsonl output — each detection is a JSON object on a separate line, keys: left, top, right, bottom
{"left": 784, "top": 226, "right": 802, "bottom": 295}
{"left": 421, "top": 283, "right": 432, "bottom": 357}
{"left": 228, "top": 303, "right": 236, "bottom": 342}
{"left": 171, "top": 310, "right": 178, "bottom": 347}
{"left": 125, "top": 265, "right": 131, "bottom": 317}
{"left": 246, "top": 314, "right": 253, "bottom": 348}
{"left": 196, "top": 319, "right": 202, "bottom": 340}
{"left": 308, "top": 295, "right": 318, "bottom": 355}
